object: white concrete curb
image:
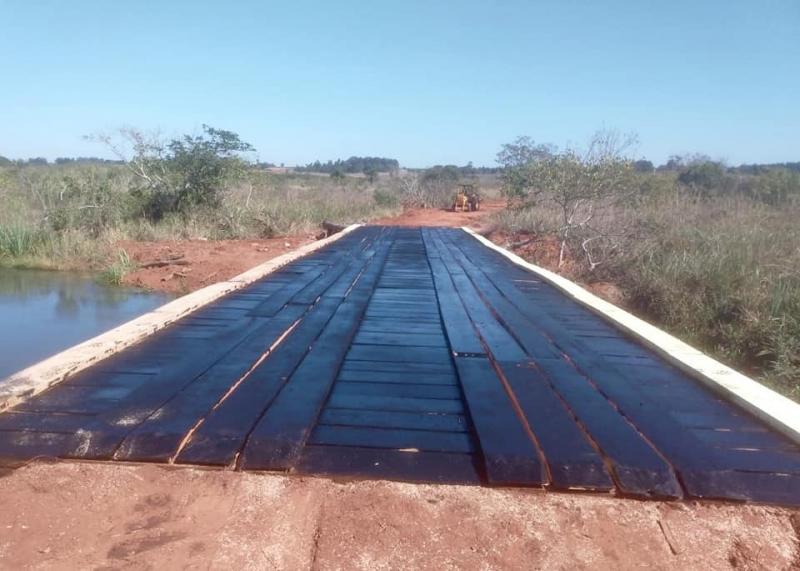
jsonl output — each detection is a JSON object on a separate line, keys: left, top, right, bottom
{"left": 462, "top": 226, "right": 800, "bottom": 444}
{"left": 0, "top": 224, "right": 362, "bottom": 412}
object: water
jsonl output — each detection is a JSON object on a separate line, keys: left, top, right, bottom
{"left": 0, "top": 268, "right": 173, "bottom": 380}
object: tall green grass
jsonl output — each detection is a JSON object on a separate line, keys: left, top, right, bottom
{"left": 0, "top": 164, "right": 405, "bottom": 270}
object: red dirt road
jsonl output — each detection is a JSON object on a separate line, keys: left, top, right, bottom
{"left": 118, "top": 201, "right": 504, "bottom": 295}
{"left": 1, "top": 461, "right": 798, "bottom": 570}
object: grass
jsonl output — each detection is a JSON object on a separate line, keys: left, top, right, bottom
{"left": 492, "top": 175, "right": 800, "bottom": 402}
{"left": 99, "top": 249, "right": 135, "bottom": 285}
{"left": 0, "top": 164, "right": 405, "bottom": 271}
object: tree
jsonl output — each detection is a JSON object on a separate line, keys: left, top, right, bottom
{"left": 498, "top": 130, "right": 637, "bottom": 269}
{"left": 677, "top": 160, "right": 728, "bottom": 193}
{"left": 166, "top": 125, "right": 254, "bottom": 210}
{"left": 633, "top": 159, "right": 654, "bottom": 173}
{"left": 0, "top": 156, "right": 12, "bottom": 167}
{"left": 92, "top": 125, "right": 254, "bottom": 219}
{"left": 496, "top": 136, "right": 556, "bottom": 202}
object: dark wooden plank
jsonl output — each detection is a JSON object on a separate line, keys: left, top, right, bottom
{"left": 680, "top": 470, "right": 800, "bottom": 506}
{"left": 352, "top": 331, "right": 447, "bottom": 348}
{"left": 447, "top": 229, "right": 800, "bottom": 502}
{"left": 176, "top": 298, "right": 363, "bottom": 466}
{"left": 337, "top": 369, "right": 456, "bottom": 385}
{"left": 309, "top": 425, "right": 473, "bottom": 453}
{"left": 358, "top": 321, "right": 443, "bottom": 335}
{"left": 249, "top": 267, "right": 327, "bottom": 316}
{"left": 240, "top": 236, "right": 392, "bottom": 471}
{"left": 113, "top": 305, "right": 306, "bottom": 462}
{"left": 498, "top": 362, "right": 613, "bottom": 491}
{"left": 346, "top": 344, "right": 451, "bottom": 365}
{"left": 532, "top": 357, "right": 683, "bottom": 498}
{"left": 340, "top": 360, "right": 453, "bottom": 374}
{"left": 454, "top": 356, "right": 545, "bottom": 486}
{"left": 426, "top": 255, "right": 486, "bottom": 356}
{"left": 0, "top": 429, "right": 122, "bottom": 467}
{"left": 327, "top": 393, "right": 464, "bottom": 414}
{"left": 296, "top": 445, "right": 481, "bottom": 485}
{"left": 334, "top": 381, "right": 461, "bottom": 400}
{"left": 319, "top": 409, "right": 468, "bottom": 432}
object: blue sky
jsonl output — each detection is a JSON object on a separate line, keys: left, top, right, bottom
{"left": 1, "top": 0, "right": 798, "bottom": 167}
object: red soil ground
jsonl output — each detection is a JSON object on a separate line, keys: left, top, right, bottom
{"left": 118, "top": 201, "right": 504, "bottom": 295}
{"left": 1, "top": 462, "right": 798, "bottom": 570}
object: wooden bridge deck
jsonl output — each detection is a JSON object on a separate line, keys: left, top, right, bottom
{"left": 1, "top": 226, "right": 799, "bottom": 505}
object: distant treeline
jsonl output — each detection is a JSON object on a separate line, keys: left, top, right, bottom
{"left": 295, "top": 156, "right": 400, "bottom": 174}
{"left": 631, "top": 157, "right": 800, "bottom": 174}
{"left": 0, "top": 156, "right": 124, "bottom": 166}
{"left": 2, "top": 153, "right": 797, "bottom": 176}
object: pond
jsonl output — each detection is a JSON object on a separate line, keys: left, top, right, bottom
{"left": 0, "top": 268, "right": 173, "bottom": 380}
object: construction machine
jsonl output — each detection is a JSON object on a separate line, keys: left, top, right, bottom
{"left": 453, "top": 184, "right": 480, "bottom": 212}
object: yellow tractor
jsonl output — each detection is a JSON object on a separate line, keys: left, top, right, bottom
{"left": 453, "top": 184, "right": 480, "bottom": 212}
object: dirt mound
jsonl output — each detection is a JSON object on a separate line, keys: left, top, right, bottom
{"left": 119, "top": 236, "right": 315, "bottom": 295}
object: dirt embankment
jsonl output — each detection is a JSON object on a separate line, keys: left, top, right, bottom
{"left": 119, "top": 235, "right": 316, "bottom": 295}
{"left": 1, "top": 461, "right": 798, "bottom": 570}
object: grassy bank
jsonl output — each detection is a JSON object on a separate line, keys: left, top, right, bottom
{"left": 492, "top": 171, "right": 800, "bottom": 401}
{"left": 0, "top": 164, "right": 403, "bottom": 272}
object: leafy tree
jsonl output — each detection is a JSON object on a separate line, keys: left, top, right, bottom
{"left": 298, "top": 156, "right": 399, "bottom": 174}
{"left": 165, "top": 125, "right": 254, "bottom": 210}
{"left": 677, "top": 161, "right": 728, "bottom": 192}
{"left": 496, "top": 136, "right": 556, "bottom": 202}
{"left": 93, "top": 125, "right": 254, "bottom": 220}
{"left": 0, "top": 156, "right": 12, "bottom": 167}
{"left": 498, "top": 130, "right": 637, "bottom": 269}
{"left": 633, "top": 159, "right": 654, "bottom": 173}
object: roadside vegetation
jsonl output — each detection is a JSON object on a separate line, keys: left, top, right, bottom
{"left": 492, "top": 132, "right": 800, "bottom": 400}
{"left": 0, "top": 127, "right": 408, "bottom": 273}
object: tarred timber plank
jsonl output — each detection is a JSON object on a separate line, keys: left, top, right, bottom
{"left": 318, "top": 409, "right": 468, "bottom": 433}
{"left": 326, "top": 393, "right": 464, "bottom": 415}
{"left": 533, "top": 357, "right": 683, "bottom": 498}
{"left": 309, "top": 425, "right": 474, "bottom": 453}
{"left": 175, "top": 297, "right": 343, "bottom": 466}
{"left": 337, "top": 369, "right": 456, "bottom": 385}
{"left": 334, "top": 381, "right": 461, "bottom": 400}
{"left": 295, "top": 445, "right": 481, "bottom": 485}
{"left": 177, "top": 233, "right": 389, "bottom": 466}
{"left": 446, "top": 228, "right": 800, "bottom": 503}
{"left": 114, "top": 306, "right": 305, "bottom": 462}
{"left": 454, "top": 356, "right": 545, "bottom": 486}
{"left": 239, "top": 233, "right": 392, "bottom": 471}
{"left": 345, "top": 345, "right": 451, "bottom": 365}
{"left": 498, "top": 362, "right": 613, "bottom": 491}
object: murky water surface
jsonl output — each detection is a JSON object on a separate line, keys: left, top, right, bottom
{"left": 0, "top": 268, "right": 172, "bottom": 380}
